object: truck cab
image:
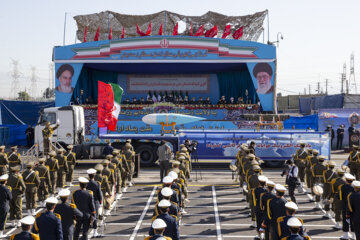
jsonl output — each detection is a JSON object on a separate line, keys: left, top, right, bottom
{"left": 34, "top": 106, "right": 85, "bottom": 150}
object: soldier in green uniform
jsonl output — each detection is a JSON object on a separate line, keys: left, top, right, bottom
{"left": 8, "top": 165, "right": 26, "bottom": 227}
{"left": 304, "top": 149, "right": 313, "bottom": 191}
{"left": 22, "top": 162, "right": 40, "bottom": 216}
{"left": 0, "top": 146, "right": 8, "bottom": 176}
{"left": 322, "top": 160, "right": 337, "bottom": 218}
{"left": 180, "top": 147, "right": 191, "bottom": 179}
{"left": 56, "top": 148, "right": 68, "bottom": 190}
{"left": 306, "top": 149, "right": 318, "bottom": 198}
{"left": 311, "top": 155, "right": 327, "bottom": 209}
{"left": 124, "top": 143, "right": 136, "bottom": 186}
{"left": 111, "top": 150, "right": 122, "bottom": 198}
{"left": 102, "top": 158, "right": 115, "bottom": 191}
{"left": 45, "top": 150, "right": 59, "bottom": 195}
{"left": 331, "top": 168, "right": 345, "bottom": 229}
{"left": 42, "top": 122, "right": 59, "bottom": 156}
{"left": 94, "top": 164, "right": 111, "bottom": 214}
{"left": 169, "top": 160, "right": 189, "bottom": 202}
{"left": 34, "top": 158, "right": 51, "bottom": 207}
{"left": 65, "top": 145, "right": 77, "bottom": 186}
{"left": 348, "top": 145, "right": 359, "bottom": 180}
{"left": 295, "top": 143, "right": 307, "bottom": 190}
{"left": 7, "top": 146, "right": 21, "bottom": 170}
{"left": 119, "top": 151, "right": 130, "bottom": 189}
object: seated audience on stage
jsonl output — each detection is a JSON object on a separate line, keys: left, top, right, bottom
{"left": 131, "top": 97, "right": 139, "bottom": 104}
{"left": 204, "top": 96, "right": 211, "bottom": 105}
{"left": 123, "top": 98, "right": 130, "bottom": 104}
{"left": 140, "top": 97, "right": 146, "bottom": 104}
{"left": 85, "top": 96, "right": 95, "bottom": 104}
{"left": 183, "top": 96, "right": 189, "bottom": 105}
{"left": 237, "top": 97, "right": 244, "bottom": 104}
{"left": 228, "top": 97, "right": 235, "bottom": 104}
{"left": 190, "top": 97, "right": 197, "bottom": 105}
{"left": 198, "top": 97, "right": 204, "bottom": 105}
{"left": 217, "top": 96, "right": 227, "bottom": 104}
{"left": 146, "top": 97, "right": 154, "bottom": 104}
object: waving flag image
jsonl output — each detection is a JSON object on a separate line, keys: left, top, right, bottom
{"left": 98, "top": 81, "right": 123, "bottom": 131}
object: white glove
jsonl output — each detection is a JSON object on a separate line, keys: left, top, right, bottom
{"left": 259, "top": 227, "right": 265, "bottom": 232}
{"left": 346, "top": 218, "right": 350, "bottom": 224}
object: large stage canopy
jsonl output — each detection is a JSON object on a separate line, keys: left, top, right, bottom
{"left": 73, "top": 10, "right": 267, "bottom": 42}
{"left": 54, "top": 36, "right": 276, "bottom": 111}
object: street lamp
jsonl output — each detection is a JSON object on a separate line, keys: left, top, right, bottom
{"left": 268, "top": 32, "right": 284, "bottom": 47}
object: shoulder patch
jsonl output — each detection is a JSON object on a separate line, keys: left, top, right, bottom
{"left": 54, "top": 213, "right": 61, "bottom": 220}
{"left": 7, "top": 186, "right": 12, "bottom": 191}
{"left": 70, "top": 203, "right": 77, "bottom": 209}
{"left": 88, "top": 190, "right": 93, "bottom": 195}
{"left": 35, "top": 212, "right": 42, "bottom": 218}
{"left": 277, "top": 216, "right": 284, "bottom": 223}
{"left": 19, "top": 176, "right": 23, "bottom": 179}
{"left": 31, "top": 233, "right": 40, "bottom": 240}
{"left": 298, "top": 217, "right": 303, "bottom": 224}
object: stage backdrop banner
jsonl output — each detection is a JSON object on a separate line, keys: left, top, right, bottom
{"left": 127, "top": 74, "right": 210, "bottom": 93}
{"left": 55, "top": 63, "right": 84, "bottom": 106}
{"left": 318, "top": 108, "right": 360, "bottom": 148}
{"left": 246, "top": 62, "right": 275, "bottom": 111}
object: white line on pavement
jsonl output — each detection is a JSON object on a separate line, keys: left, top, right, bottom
{"left": 129, "top": 186, "right": 157, "bottom": 240}
{"left": 212, "top": 185, "right": 222, "bottom": 240}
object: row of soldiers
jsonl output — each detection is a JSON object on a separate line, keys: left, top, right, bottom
{"left": 235, "top": 144, "right": 311, "bottom": 240}
{"left": 293, "top": 143, "right": 360, "bottom": 239}
{"left": 1, "top": 140, "right": 138, "bottom": 239}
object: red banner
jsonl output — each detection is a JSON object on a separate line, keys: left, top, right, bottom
{"left": 94, "top": 26, "right": 100, "bottom": 41}
{"left": 158, "top": 23, "right": 163, "bottom": 35}
{"left": 146, "top": 22, "right": 151, "bottom": 35}
{"left": 205, "top": 25, "right": 217, "bottom": 38}
{"left": 190, "top": 24, "right": 193, "bottom": 36}
{"left": 173, "top": 23, "right": 178, "bottom": 35}
{"left": 221, "top": 25, "right": 231, "bottom": 39}
{"left": 83, "top": 26, "right": 87, "bottom": 42}
{"left": 98, "top": 81, "right": 116, "bottom": 130}
{"left": 232, "top": 26, "right": 243, "bottom": 40}
{"left": 121, "top": 26, "right": 125, "bottom": 38}
{"left": 136, "top": 24, "right": 147, "bottom": 36}
{"left": 194, "top": 25, "right": 204, "bottom": 36}
{"left": 108, "top": 27, "right": 112, "bottom": 40}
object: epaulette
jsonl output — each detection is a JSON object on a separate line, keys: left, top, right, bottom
{"left": 19, "top": 176, "right": 23, "bottom": 179}
{"left": 88, "top": 190, "right": 93, "bottom": 195}
{"left": 30, "top": 233, "right": 40, "bottom": 240}
{"left": 298, "top": 217, "right": 304, "bottom": 224}
{"left": 54, "top": 213, "right": 61, "bottom": 220}
{"left": 70, "top": 203, "right": 77, "bottom": 209}
{"left": 281, "top": 237, "right": 288, "bottom": 240}
{"left": 35, "top": 170, "right": 39, "bottom": 175}
{"left": 304, "top": 237, "right": 311, "bottom": 240}
{"left": 151, "top": 216, "right": 157, "bottom": 222}
{"left": 35, "top": 212, "right": 42, "bottom": 218}
{"left": 7, "top": 186, "right": 12, "bottom": 191}
{"left": 172, "top": 201, "right": 178, "bottom": 206}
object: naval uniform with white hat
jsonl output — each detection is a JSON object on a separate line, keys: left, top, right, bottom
{"left": 71, "top": 177, "right": 96, "bottom": 240}
{"left": 32, "top": 197, "right": 63, "bottom": 240}
{"left": 54, "top": 189, "right": 83, "bottom": 240}
{"left": 154, "top": 188, "right": 179, "bottom": 218}
{"left": 339, "top": 173, "right": 355, "bottom": 239}
{"left": 149, "top": 199, "right": 179, "bottom": 240}
{"left": 276, "top": 202, "right": 306, "bottom": 239}
{"left": 0, "top": 174, "right": 12, "bottom": 237}
{"left": 260, "top": 180, "right": 276, "bottom": 240}
{"left": 262, "top": 184, "right": 288, "bottom": 240}
{"left": 145, "top": 218, "right": 171, "bottom": 240}
{"left": 281, "top": 217, "right": 310, "bottom": 240}
{"left": 10, "top": 216, "right": 39, "bottom": 240}
{"left": 253, "top": 175, "right": 268, "bottom": 235}
{"left": 346, "top": 180, "right": 360, "bottom": 240}
{"left": 158, "top": 176, "right": 180, "bottom": 207}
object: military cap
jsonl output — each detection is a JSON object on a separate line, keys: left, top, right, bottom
{"left": 112, "top": 150, "right": 120, "bottom": 155}
{"left": 45, "top": 196, "right": 58, "bottom": 204}
{"left": 285, "top": 202, "right": 298, "bottom": 210}
{"left": 10, "top": 165, "right": 20, "bottom": 172}
{"left": 67, "top": 145, "right": 73, "bottom": 149}
{"left": 59, "top": 189, "right": 71, "bottom": 197}
{"left": 102, "top": 159, "right": 110, "bottom": 164}
{"left": 266, "top": 180, "right": 275, "bottom": 187}
{"left": 327, "top": 125, "right": 332, "bottom": 128}
{"left": 87, "top": 168, "right": 96, "bottom": 175}
{"left": 179, "top": 144, "right": 185, "bottom": 148}
{"left": 352, "top": 181, "right": 360, "bottom": 188}
{"left": 152, "top": 218, "right": 167, "bottom": 229}
{"left": 162, "top": 176, "right": 173, "bottom": 184}
{"left": 244, "top": 148, "right": 250, "bottom": 153}
{"left": 307, "top": 149, "right": 313, "bottom": 153}
{"left": 20, "top": 216, "right": 35, "bottom": 226}
{"left": 250, "top": 160, "right": 259, "bottom": 165}
{"left": 327, "top": 161, "right": 336, "bottom": 167}
{"left": 95, "top": 164, "right": 104, "bottom": 171}
{"left": 38, "top": 158, "right": 46, "bottom": 163}
{"left": 313, "top": 185, "right": 324, "bottom": 196}
{"left": 336, "top": 168, "right": 345, "bottom": 174}
{"left": 300, "top": 143, "right": 306, "bottom": 147}
{"left": 78, "top": 177, "right": 89, "bottom": 183}
{"left": 0, "top": 174, "right": 8, "bottom": 181}
{"left": 178, "top": 156, "right": 186, "bottom": 161}
{"left": 258, "top": 175, "right": 268, "bottom": 182}
{"left": 105, "top": 139, "right": 110, "bottom": 144}
{"left": 0, "top": 145, "right": 5, "bottom": 150}
{"left": 45, "top": 121, "right": 51, "bottom": 126}
{"left": 312, "top": 149, "right": 319, "bottom": 154}
{"left": 172, "top": 160, "right": 181, "bottom": 166}
{"left": 248, "top": 154, "right": 256, "bottom": 160}
{"left": 168, "top": 171, "right": 178, "bottom": 180}
{"left": 26, "top": 162, "right": 34, "bottom": 167}
{"left": 125, "top": 143, "right": 132, "bottom": 149}
{"left": 253, "top": 165, "right": 261, "bottom": 171}
{"left": 180, "top": 147, "right": 188, "bottom": 152}
{"left": 105, "top": 155, "right": 113, "bottom": 160}
{"left": 318, "top": 155, "right": 326, "bottom": 161}
{"left": 57, "top": 148, "right": 65, "bottom": 153}
{"left": 158, "top": 199, "right": 171, "bottom": 208}
{"left": 155, "top": 237, "right": 167, "bottom": 240}
{"left": 160, "top": 187, "right": 173, "bottom": 197}
{"left": 275, "top": 184, "right": 286, "bottom": 192}
{"left": 344, "top": 173, "right": 355, "bottom": 181}
{"left": 287, "top": 217, "right": 302, "bottom": 227}
{"left": 49, "top": 150, "right": 56, "bottom": 157}
{"left": 11, "top": 146, "right": 17, "bottom": 150}
{"left": 352, "top": 145, "right": 359, "bottom": 150}
{"left": 179, "top": 152, "right": 187, "bottom": 157}
{"left": 126, "top": 139, "right": 132, "bottom": 143}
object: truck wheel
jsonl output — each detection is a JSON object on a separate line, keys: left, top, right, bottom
{"left": 265, "top": 160, "right": 284, "bottom": 168}
{"left": 137, "top": 145, "right": 156, "bottom": 167}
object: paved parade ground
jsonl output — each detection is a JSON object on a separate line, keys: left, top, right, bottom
{"left": 2, "top": 153, "right": 348, "bottom": 239}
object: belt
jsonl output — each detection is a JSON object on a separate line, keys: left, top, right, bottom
{"left": 40, "top": 177, "right": 47, "bottom": 179}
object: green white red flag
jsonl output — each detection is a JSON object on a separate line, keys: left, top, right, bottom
{"left": 98, "top": 81, "right": 123, "bottom": 131}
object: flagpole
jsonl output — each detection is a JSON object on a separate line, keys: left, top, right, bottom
{"left": 267, "top": 10, "right": 270, "bottom": 44}
{"left": 63, "top": 12, "right": 68, "bottom": 46}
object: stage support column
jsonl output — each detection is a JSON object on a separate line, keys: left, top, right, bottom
{"left": 273, "top": 59, "right": 278, "bottom": 114}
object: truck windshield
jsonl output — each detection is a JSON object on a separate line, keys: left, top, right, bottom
{"left": 39, "top": 112, "right": 56, "bottom": 126}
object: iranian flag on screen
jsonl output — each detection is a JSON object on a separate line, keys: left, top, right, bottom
{"left": 98, "top": 81, "right": 123, "bottom": 131}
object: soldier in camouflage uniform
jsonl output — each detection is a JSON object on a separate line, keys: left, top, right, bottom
{"left": 119, "top": 151, "right": 130, "bottom": 189}
{"left": 95, "top": 164, "right": 112, "bottom": 213}
{"left": 305, "top": 149, "right": 318, "bottom": 195}
{"left": 102, "top": 159, "right": 115, "bottom": 191}
{"left": 7, "top": 146, "right": 21, "bottom": 170}
{"left": 22, "top": 162, "right": 40, "bottom": 215}
{"left": 348, "top": 145, "right": 359, "bottom": 180}
{"left": 45, "top": 150, "right": 59, "bottom": 195}
{"left": 56, "top": 148, "right": 68, "bottom": 190}
{"left": 8, "top": 165, "right": 26, "bottom": 226}
{"left": 311, "top": 155, "right": 327, "bottom": 209}
{"left": 169, "top": 160, "right": 188, "bottom": 201}
{"left": 42, "top": 122, "right": 59, "bottom": 156}
{"left": 111, "top": 150, "right": 122, "bottom": 198}
{"left": 322, "top": 160, "right": 337, "bottom": 218}
{"left": 65, "top": 145, "right": 77, "bottom": 186}
{"left": 0, "top": 146, "right": 8, "bottom": 176}
{"left": 295, "top": 143, "right": 307, "bottom": 190}
{"left": 124, "top": 143, "right": 135, "bottom": 186}
{"left": 34, "top": 158, "right": 51, "bottom": 206}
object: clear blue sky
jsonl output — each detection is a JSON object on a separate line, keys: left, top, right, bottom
{"left": 1, "top": 0, "right": 359, "bottom": 98}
